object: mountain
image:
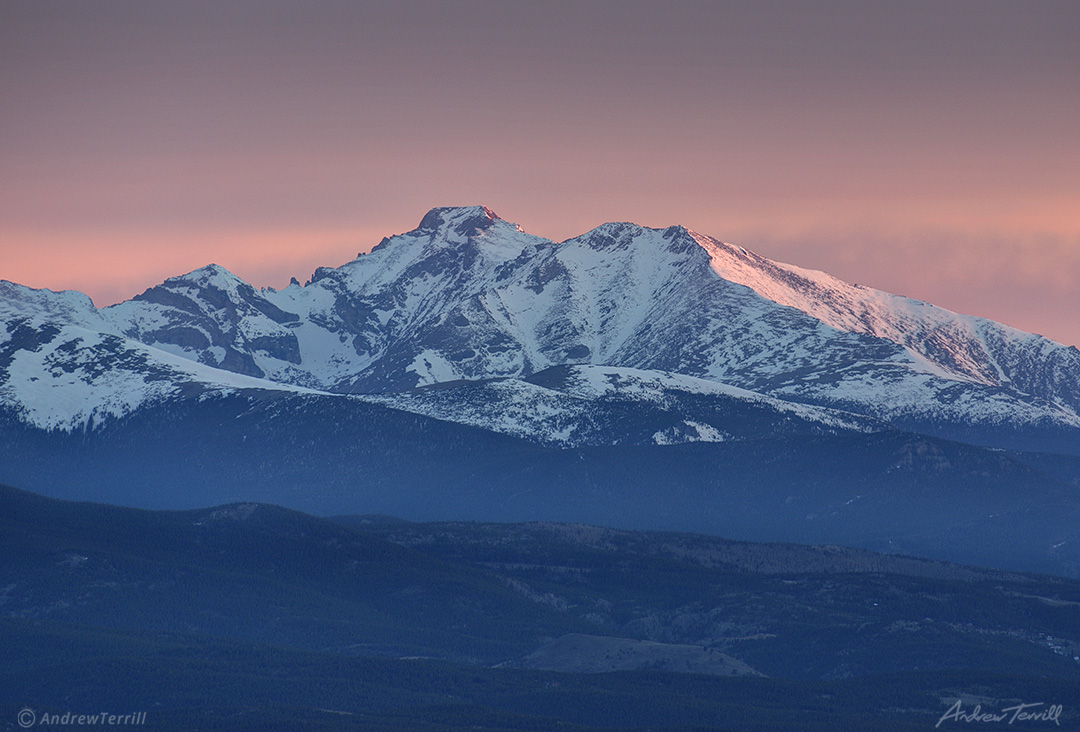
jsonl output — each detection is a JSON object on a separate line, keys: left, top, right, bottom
{"left": 2, "top": 205, "right": 1080, "bottom": 576}
{"left": 3, "top": 484, "right": 1079, "bottom": 732}
{"left": 5, "top": 206, "right": 1078, "bottom": 450}
{"left": 345, "top": 515, "right": 1080, "bottom": 681}
{"left": 0, "top": 483, "right": 581, "bottom": 663}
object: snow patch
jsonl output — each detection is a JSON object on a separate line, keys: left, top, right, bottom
{"left": 407, "top": 350, "right": 462, "bottom": 386}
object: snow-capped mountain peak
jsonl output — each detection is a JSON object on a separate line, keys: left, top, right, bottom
{"left": 2, "top": 206, "right": 1078, "bottom": 452}
{"left": 416, "top": 205, "right": 507, "bottom": 237}
{"left": 160, "top": 263, "right": 248, "bottom": 292}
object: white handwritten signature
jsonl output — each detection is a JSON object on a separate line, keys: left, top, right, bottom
{"left": 937, "top": 701, "right": 1062, "bottom": 727}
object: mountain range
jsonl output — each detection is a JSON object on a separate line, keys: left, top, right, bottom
{"left": 3, "top": 483, "right": 1079, "bottom": 731}
{"left": 3, "top": 206, "right": 1079, "bottom": 576}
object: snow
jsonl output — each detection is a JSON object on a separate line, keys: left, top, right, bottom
{"left": 0, "top": 281, "right": 110, "bottom": 331}
{"left": 330, "top": 208, "right": 549, "bottom": 295}
{"left": 2, "top": 331, "right": 179, "bottom": 431}
{"left": 406, "top": 350, "right": 463, "bottom": 386}
{"left": 147, "top": 340, "right": 201, "bottom": 362}
{"left": 175, "top": 263, "right": 248, "bottom": 294}
{"left": 361, "top": 364, "right": 882, "bottom": 447}
{"left": 562, "top": 365, "right": 882, "bottom": 431}
{"left": 362, "top": 377, "right": 595, "bottom": 446}
{"left": 653, "top": 421, "right": 729, "bottom": 445}
{"left": 0, "top": 322, "right": 323, "bottom": 431}
{"left": 553, "top": 224, "right": 689, "bottom": 364}
{"left": 102, "top": 301, "right": 173, "bottom": 335}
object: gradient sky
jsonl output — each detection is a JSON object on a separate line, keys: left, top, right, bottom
{"left": 2, "top": 1, "right": 1078, "bottom": 345}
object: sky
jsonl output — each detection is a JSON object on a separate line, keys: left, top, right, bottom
{"left": 1, "top": 0, "right": 1078, "bottom": 346}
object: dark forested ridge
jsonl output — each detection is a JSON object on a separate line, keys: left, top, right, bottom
{"left": 3, "top": 391, "right": 1079, "bottom": 579}
{"left": 3, "top": 485, "right": 1079, "bottom": 731}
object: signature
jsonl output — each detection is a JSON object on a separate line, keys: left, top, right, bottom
{"left": 937, "top": 701, "right": 1062, "bottom": 727}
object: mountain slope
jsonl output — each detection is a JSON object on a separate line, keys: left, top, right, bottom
{"left": 106, "top": 263, "right": 304, "bottom": 381}
{"left": 0, "top": 316, "right": 318, "bottom": 431}
{"left": 362, "top": 364, "right": 885, "bottom": 447}
{"left": 699, "top": 230, "right": 1080, "bottom": 409}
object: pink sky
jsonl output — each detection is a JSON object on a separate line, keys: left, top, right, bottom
{"left": 2, "top": 1, "right": 1078, "bottom": 346}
